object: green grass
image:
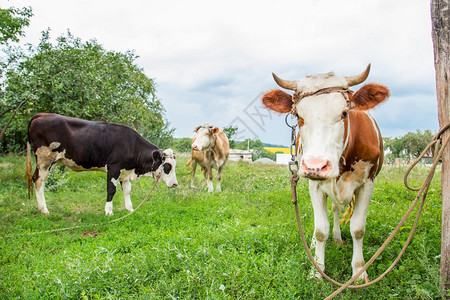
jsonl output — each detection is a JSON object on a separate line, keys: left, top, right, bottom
{"left": 0, "top": 154, "right": 443, "bottom": 299}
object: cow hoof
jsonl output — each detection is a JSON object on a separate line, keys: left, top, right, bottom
{"left": 105, "top": 211, "right": 114, "bottom": 216}
{"left": 308, "top": 269, "right": 323, "bottom": 280}
{"left": 39, "top": 209, "right": 49, "bottom": 215}
{"left": 334, "top": 239, "right": 345, "bottom": 245}
{"left": 354, "top": 276, "right": 369, "bottom": 285}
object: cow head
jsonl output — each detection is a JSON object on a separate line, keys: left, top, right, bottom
{"left": 153, "top": 149, "right": 178, "bottom": 187}
{"left": 192, "top": 123, "right": 219, "bottom": 151}
{"left": 261, "top": 64, "right": 389, "bottom": 180}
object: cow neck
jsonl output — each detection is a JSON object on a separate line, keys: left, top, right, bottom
{"left": 205, "top": 134, "right": 223, "bottom": 163}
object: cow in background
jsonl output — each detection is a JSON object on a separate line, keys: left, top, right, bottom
{"left": 261, "top": 64, "right": 389, "bottom": 282}
{"left": 186, "top": 123, "right": 230, "bottom": 192}
{"left": 26, "top": 113, "right": 178, "bottom": 216}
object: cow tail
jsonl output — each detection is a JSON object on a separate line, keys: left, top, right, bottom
{"left": 186, "top": 158, "right": 192, "bottom": 166}
{"left": 25, "top": 141, "right": 33, "bottom": 199}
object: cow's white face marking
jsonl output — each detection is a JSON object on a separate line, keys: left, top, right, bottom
{"left": 192, "top": 127, "right": 213, "bottom": 151}
{"left": 154, "top": 149, "right": 178, "bottom": 188}
{"left": 296, "top": 93, "right": 347, "bottom": 179}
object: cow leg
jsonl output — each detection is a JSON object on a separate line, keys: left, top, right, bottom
{"left": 105, "top": 169, "right": 120, "bottom": 216}
{"left": 205, "top": 166, "right": 214, "bottom": 192}
{"left": 215, "top": 164, "right": 225, "bottom": 192}
{"left": 332, "top": 203, "right": 344, "bottom": 244}
{"left": 33, "top": 166, "right": 51, "bottom": 215}
{"left": 121, "top": 180, "right": 133, "bottom": 212}
{"left": 309, "top": 180, "right": 329, "bottom": 278}
{"left": 190, "top": 160, "right": 197, "bottom": 189}
{"left": 349, "top": 181, "right": 374, "bottom": 281}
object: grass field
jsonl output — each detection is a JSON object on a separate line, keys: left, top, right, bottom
{"left": 0, "top": 154, "right": 444, "bottom": 299}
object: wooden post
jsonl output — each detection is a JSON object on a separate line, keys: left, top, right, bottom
{"left": 431, "top": 0, "right": 449, "bottom": 295}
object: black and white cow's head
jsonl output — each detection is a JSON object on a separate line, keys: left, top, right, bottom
{"left": 153, "top": 148, "right": 178, "bottom": 187}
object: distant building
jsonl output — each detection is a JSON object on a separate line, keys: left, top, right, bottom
{"left": 229, "top": 149, "right": 253, "bottom": 162}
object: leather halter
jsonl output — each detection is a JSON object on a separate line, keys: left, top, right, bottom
{"left": 291, "top": 86, "right": 353, "bottom": 115}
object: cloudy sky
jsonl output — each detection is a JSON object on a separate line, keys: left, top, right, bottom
{"left": 6, "top": 0, "right": 439, "bottom": 146}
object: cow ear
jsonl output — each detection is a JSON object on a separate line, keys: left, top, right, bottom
{"left": 194, "top": 125, "right": 201, "bottom": 132}
{"left": 152, "top": 150, "right": 164, "bottom": 162}
{"left": 261, "top": 89, "right": 293, "bottom": 113}
{"left": 212, "top": 127, "right": 220, "bottom": 134}
{"left": 351, "top": 83, "right": 390, "bottom": 110}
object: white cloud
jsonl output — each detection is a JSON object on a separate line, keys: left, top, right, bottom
{"left": 6, "top": 0, "right": 439, "bottom": 144}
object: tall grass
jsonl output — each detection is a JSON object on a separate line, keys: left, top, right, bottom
{"left": 0, "top": 154, "right": 443, "bottom": 299}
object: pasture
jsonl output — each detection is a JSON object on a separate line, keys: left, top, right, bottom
{"left": 0, "top": 154, "right": 443, "bottom": 299}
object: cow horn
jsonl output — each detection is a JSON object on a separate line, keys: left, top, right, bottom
{"left": 272, "top": 73, "right": 297, "bottom": 91}
{"left": 345, "top": 64, "right": 371, "bottom": 86}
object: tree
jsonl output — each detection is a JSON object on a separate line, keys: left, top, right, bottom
{"left": 171, "top": 137, "right": 193, "bottom": 153}
{"left": 402, "top": 130, "right": 434, "bottom": 159}
{"left": 0, "top": 6, "right": 32, "bottom": 45}
{"left": 431, "top": 0, "right": 449, "bottom": 294}
{"left": 222, "top": 125, "right": 238, "bottom": 148}
{"left": 0, "top": 6, "right": 33, "bottom": 142}
{"left": 0, "top": 30, "right": 173, "bottom": 152}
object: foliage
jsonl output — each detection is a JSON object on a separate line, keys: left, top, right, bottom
{"left": 383, "top": 130, "right": 435, "bottom": 164}
{"left": 170, "top": 137, "right": 193, "bottom": 153}
{"left": 0, "top": 155, "right": 443, "bottom": 299}
{"left": 0, "top": 6, "right": 32, "bottom": 45}
{"left": 0, "top": 30, "right": 173, "bottom": 153}
{"left": 223, "top": 125, "right": 238, "bottom": 148}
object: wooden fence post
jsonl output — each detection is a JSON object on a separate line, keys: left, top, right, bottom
{"left": 431, "top": 0, "right": 449, "bottom": 296}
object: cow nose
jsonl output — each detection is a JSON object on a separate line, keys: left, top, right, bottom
{"left": 192, "top": 144, "right": 198, "bottom": 150}
{"left": 171, "top": 183, "right": 178, "bottom": 188}
{"left": 302, "top": 158, "right": 331, "bottom": 179}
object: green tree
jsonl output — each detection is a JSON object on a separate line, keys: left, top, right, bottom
{"left": 222, "top": 125, "right": 238, "bottom": 148}
{"left": 402, "top": 129, "right": 434, "bottom": 159}
{"left": 1, "top": 30, "right": 173, "bottom": 152}
{"left": 0, "top": 6, "right": 32, "bottom": 45}
{"left": 0, "top": 6, "right": 33, "bottom": 142}
{"left": 172, "top": 137, "right": 193, "bottom": 153}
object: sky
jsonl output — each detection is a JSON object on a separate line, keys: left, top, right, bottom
{"left": 5, "top": 0, "right": 439, "bottom": 146}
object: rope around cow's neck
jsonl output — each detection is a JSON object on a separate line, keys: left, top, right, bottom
{"left": 289, "top": 122, "right": 450, "bottom": 299}
{"left": 0, "top": 175, "right": 161, "bottom": 239}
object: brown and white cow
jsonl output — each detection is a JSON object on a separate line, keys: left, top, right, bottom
{"left": 186, "top": 123, "right": 230, "bottom": 192}
{"left": 261, "top": 64, "right": 389, "bottom": 282}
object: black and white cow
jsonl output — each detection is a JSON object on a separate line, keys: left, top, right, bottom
{"left": 25, "top": 113, "right": 178, "bottom": 215}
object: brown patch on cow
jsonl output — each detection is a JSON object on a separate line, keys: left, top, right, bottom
{"left": 351, "top": 83, "right": 390, "bottom": 110}
{"left": 315, "top": 230, "right": 326, "bottom": 242}
{"left": 340, "top": 111, "right": 382, "bottom": 179}
{"left": 353, "top": 229, "right": 365, "bottom": 240}
{"left": 261, "top": 89, "right": 293, "bottom": 113}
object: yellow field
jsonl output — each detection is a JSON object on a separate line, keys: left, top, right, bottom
{"left": 264, "top": 147, "right": 290, "bottom": 154}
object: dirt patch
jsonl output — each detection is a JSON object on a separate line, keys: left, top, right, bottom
{"left": 0, "top": 163, "right": 11, "bottom": 167}
{"left": 80, "top": 230, "right": 100, "bottom": 238}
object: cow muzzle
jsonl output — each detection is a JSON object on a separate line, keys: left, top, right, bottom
{"left": 301, "top": 158, "right": 331, "bottom": 180}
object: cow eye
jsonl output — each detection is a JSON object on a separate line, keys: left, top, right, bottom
{"left": 341, "top": 111, "right": 348, "bottom": 119}
{"left": 163, "top": 163, "right": 172, "bottom": 174}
